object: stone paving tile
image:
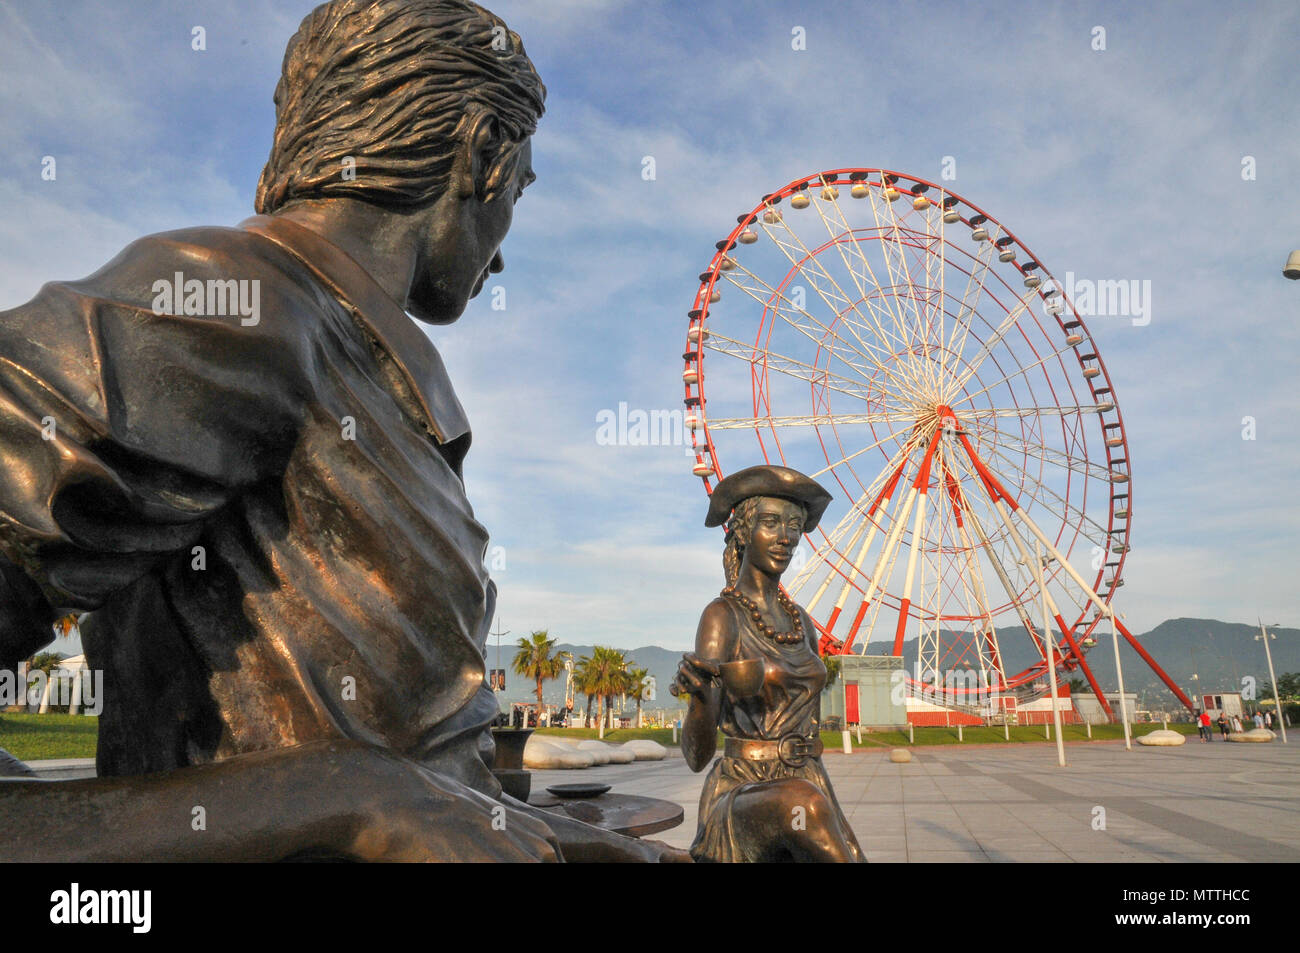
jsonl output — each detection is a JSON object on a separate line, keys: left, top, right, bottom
{"left": 527, "top": 738, "right": 1300, "bottom": 862}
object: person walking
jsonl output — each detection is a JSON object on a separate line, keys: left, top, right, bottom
{"left": 1198, "top": 710, "right": 1212, "bottom": 742}
{"left": 1231, "top": 714, "right": 1243, "bottom": 734}
{"left": 1265, "top": 710, "right": 1274, "bottom": 730}
{"left": 1217, "top": 712, "right": 1230, "bottom": 740}
{"left": 1254, "top": 711, "right": 1265, "bottom": 729}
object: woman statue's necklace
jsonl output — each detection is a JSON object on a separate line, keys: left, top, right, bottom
{"left": 721, "top": 586, "right": 804, "bottom": 645}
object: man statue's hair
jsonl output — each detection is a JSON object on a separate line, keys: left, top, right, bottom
{"left": 255, "top": 0, "right": 545, "bottom": 215}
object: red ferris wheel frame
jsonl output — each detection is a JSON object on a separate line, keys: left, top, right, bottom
{"left": 681, "top": 167, "right": 1192, "bottom": 713}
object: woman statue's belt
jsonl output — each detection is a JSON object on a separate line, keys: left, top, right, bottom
{"left": 724, "top": 732, "right": 823, "bottom": 768}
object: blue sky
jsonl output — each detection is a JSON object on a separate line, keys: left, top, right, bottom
{"left": 1, "top": 0, "right": 1297, "bottom": 659}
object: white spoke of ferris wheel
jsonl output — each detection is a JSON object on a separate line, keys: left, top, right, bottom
{"left": 723, "top": 267, "right": 880, "bottom": 378}
{"left": 935, "top": 449, "right": 998, "bottom": 642}
{"left": 954, "top": 437, "right": 1112, "bottom": 620}
{"left": 806, "top": 417, "right": 923, "bottom": 480}
{"left": 760, "top": 211, "right": 910, "bottom": 362}
{"left": 936, "top": 194, "right": 951, "bottom": 392}
{"left": 723, "top": 260, "right": 913, "bottom": 401}
{"left": 706, "top": 413, "right": 909, "bottom": 431}
{"left": 818, "top": 428, "right": 928, "bottom": 618}
{"left": 805, "top": 186, "right": 932, "bottom": 390}
{"left": 960, "top": 404, "right": 1104, "bottom": 420}
{"left": 942, "top": 238, "right": 997, "bottom": 362}
{"left": 854, "top": 483, "right": 915, "bottom": 654}
{"left": 987, "top": 434, "right": 1116, "bottom": 488}
{"left": 954, "top": 506, "right": 1006, "bottom": 683}
{"left": 801, "top": 186, "right": 918, "bottom": 365}
{"left": 946, "top": 286, "right": 1040, "bottom": 398}
{"left": 764, "top": 205, "right": 927, "bottom": 398}
{"left": 947, "top": 451, "right": 1043, "bottom": 651}
{"left": 928, "top": 463, "right": 993, "bottom": 679}
{"left": 886, "top": 433, "right": 942, "bottom": 654}
{"left": 862, "top": 185, "right": 936, "bottom": 392}
{"left": 1012, "top": 502, "right": 1112, "bottom": 619}
{"left": 982, "top": 432, "right": 1114, "bottom": 510}
{"left": 796, "top": 510, "right": 869, "bottom": 610}
{"left": 947, "top": 341, "right": 1079, "bottom": 411}
{"left": 794, "top": 429, "right": 923, "bottom": 607}
{"left": 842, "top": 439, "right": 930, "bottom": 651}
{"left": 703, "top": 332, "right": 883, "bottom": 404}
{"left": 912, "top": 209, "right": 950, "bottom": 389}
{"left": 865, "top": 184, "right": 934, "bottom": 388}
{"left": 982, "top": 445, "right": 1113, "bottom": 547}
{"left": 988, "top": 495, "right": 1082, "bottom": 665}
{"left": 790, "top": 465, "right": 887, "bottom": 590}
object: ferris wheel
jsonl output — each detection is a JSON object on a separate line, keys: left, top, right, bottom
{"left": 682, "top": 167, "right": 1191, "bottom": 711}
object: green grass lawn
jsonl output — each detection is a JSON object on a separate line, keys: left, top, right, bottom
{"left": 536, "top": 722, "right": 1197, "bottom": 750}
{"left": 0, "top": 713, "right": 99, "bottom": 761}
{"left": 820, "top": 722, "right": 1198, "bottom": 749}
{"left": 534, "top": 726, "right": 678, "bottom": 746}
{"left": 0, "top": 717, "right": 1196, "bottom": 762}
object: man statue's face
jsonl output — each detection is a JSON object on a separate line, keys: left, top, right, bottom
{"left": 408, "top": 138, "right": 534, "bottom": 325}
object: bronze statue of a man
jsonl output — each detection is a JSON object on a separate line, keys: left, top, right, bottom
{"left": 0, "top": 0, "right": 679, "bottom": 862}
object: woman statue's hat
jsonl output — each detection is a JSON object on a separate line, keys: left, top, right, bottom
{"left": 705, "top": 465, "right": 832, "bottom": 532}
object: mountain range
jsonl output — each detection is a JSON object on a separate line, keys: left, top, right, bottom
{"left": 490, "top": 619, "right": 1299, "bottom": 714}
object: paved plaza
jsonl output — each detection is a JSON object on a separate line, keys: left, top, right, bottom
{"left": 529, "top": 739, "right": 1300, "bottom": 862}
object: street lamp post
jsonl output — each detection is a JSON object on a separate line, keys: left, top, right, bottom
{"left": 1256, "top": 621, "right": 1288, "bottom": 743}
{"left": 1031, "top": 543, "right": 1067, "bottom": 767}
{"left": 1108, "top": 609, "right": 1132, "bottom": 750}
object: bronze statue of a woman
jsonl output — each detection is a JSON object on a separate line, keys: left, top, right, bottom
{"left": 672, "top": 465, "right": 864, "bottom": 862}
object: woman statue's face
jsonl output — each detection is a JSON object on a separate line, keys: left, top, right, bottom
{"left": 741, "top": 496, "right": 806, "bottom": 577}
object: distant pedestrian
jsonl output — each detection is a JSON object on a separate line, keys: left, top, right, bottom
{"left": 1254, "top": 711, "right": 1265, "bottom": 729}
{"left": 1217, "top": 713, "right": 1229, "bottom": 739}
{"left": 1198, "top": 711, "right": 1212, "bottom": 742}
{"left": 1231, "top": 715, "right": 1242, "bottom": 734}
{"left": 1264, "top": 711, "right": 1273, "bottom": 730}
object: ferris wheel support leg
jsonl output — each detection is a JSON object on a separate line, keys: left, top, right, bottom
{"left": 961, "top": 499, "right": 1045, "bottom": 660}
{"left": 998, "top": 502, "right": 1192, "bottom": 711}
{"left": 957, "top": 432, "right": 1191, "bottom": 714}
{"left": 817, "top": 461, "right": 908, "bottom": 631}
{"left": 1113, "top": 616, "right": 1195, "bottom": 712}
{"left": 952, "top": 510, "right": 1007, "bottom": 688}
{"left": 1054, "top": 611, "right": 1114, "bottom": 718}
{"left": 842, "top": 475, "right": 923, "bottom": 654}
{"left": 990, "top": 499, "right": 1075, "bottom": 668}
{"left": 887, "top": 435, "right": 939, "bottom": 657}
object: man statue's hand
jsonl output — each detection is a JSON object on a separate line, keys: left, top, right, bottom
{"left": 346, "top": 749, "right": 561, "bottom": 862}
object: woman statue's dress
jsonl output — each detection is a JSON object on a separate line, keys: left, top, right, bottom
{"left": 690, "top": 597, "right": 865, "bottom": 862}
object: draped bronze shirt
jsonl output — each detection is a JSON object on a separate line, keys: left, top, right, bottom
{"left": 0, "top": 215, "right": 500, "bottom": 792}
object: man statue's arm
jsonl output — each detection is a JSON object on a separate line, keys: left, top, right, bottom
{"left": 0, "top": 740, "right": 562, "bottom": 862}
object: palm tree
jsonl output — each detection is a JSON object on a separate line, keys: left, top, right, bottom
{"left": 574, "top": 646, "right": 628, "bottom": 737}
{"left": 572, "top": 654, "right": 600, "bottom": 728}
{"left": 511, "top": 631, "right": 567, "bottom": 727}
{"left": 626, "top": 666, "right": 650, "bottom": 728}
{"left": 822, "top": 654, "right": 842, "bottom": 692}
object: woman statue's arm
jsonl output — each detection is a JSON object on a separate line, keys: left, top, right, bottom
{"left": 675, "top": 599, "right": 736, "bottom": 772}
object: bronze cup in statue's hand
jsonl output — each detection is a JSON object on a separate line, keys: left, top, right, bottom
{"left": 719, "top": 658, "right": 765, "bottom": 699}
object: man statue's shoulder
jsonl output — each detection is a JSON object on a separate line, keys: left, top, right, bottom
{"left": 63, "top": 224, "right": 326, "bottom": 341}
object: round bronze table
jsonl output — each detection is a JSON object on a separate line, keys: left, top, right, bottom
{"left": 527, "top": 792, "right": 684, "bottom": 839}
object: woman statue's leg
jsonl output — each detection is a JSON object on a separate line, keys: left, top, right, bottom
{"left": 730, "top": 777, "right": 858, "bottom": 862}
